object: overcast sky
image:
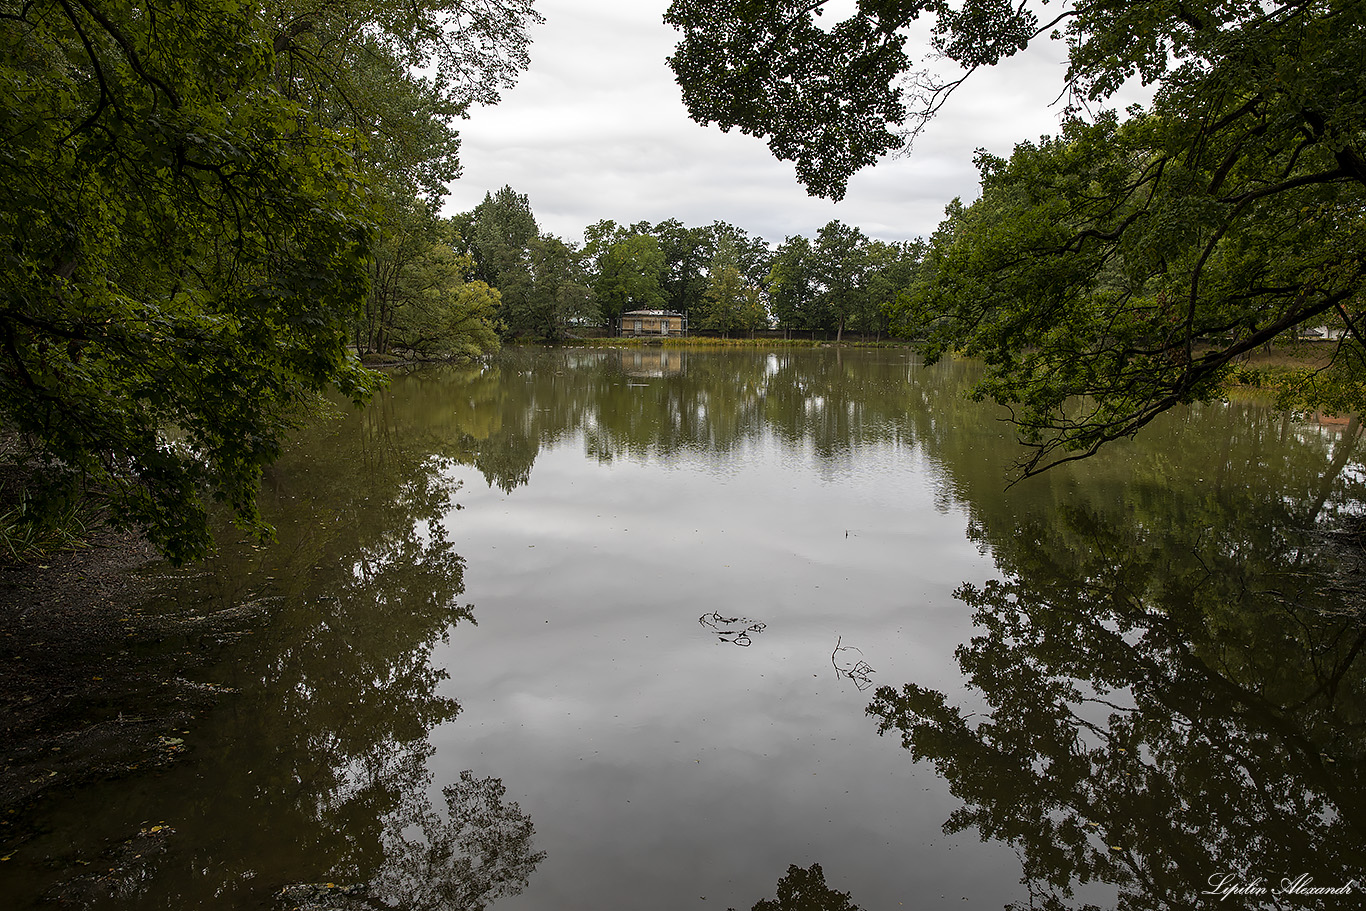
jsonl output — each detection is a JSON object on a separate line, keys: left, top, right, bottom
{"left": 442, "top": 0, "right": 1090, "bottom": 247}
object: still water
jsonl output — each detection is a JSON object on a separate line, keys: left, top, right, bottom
{"left": 11, "top": 347, "right": 1366, "bottom": 909}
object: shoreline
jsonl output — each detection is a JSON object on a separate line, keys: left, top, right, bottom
{"left": 0, "top": 526, "right": 227, "bottom": 884}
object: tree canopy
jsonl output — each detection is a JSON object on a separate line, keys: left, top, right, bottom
{"left": 593, "top": 233, "right": 669, "bottom": 326}
{"left": 0, "top": 1, "right": 538, "bottom": 561}
{"left": 667, "top": 0, "right": 1366, "bottom": 474}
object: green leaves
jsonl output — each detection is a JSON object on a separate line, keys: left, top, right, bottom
{"left": 666, "top": 0, "right": 913, "bottom": 199}
{"left": 0, "top": 0, "right": 537, "bottom": 561}
{"left": 901, "top": 85, "right": 1366, "bottom": 473}
{"left": 594, "top": 234, "right": 669, "bottom": 323}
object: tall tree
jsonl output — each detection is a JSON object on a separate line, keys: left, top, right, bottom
{"left": 0, "top": 1, "right": 538, "bottom": 561}
{"left": 270, "top": 0, "right": 539, "bottom": 202}
{"left": 667, "top": 0, "right": 1366, "bottom": 473}
{"left": 860, "top": 239, "right": 922, "bottom": 339}
{"left": 812, "top": 220, "right": 870, "bottom": 342}
{"left": 768, "top": 236, "right": 821, "bottom": 333}
{"left": 697, "top": 265, "right": 767, "bottom": 336}
{"left": 525, "top": 234, "right": 596, "bottom": 340}
{"left": 707, "top": 221, "right": 774, "bottom": 288}
{"left": 458, "top": 186, "right": 539, "bottom": 338}
{"left": 593, "top": 234, "right": 668, "bottom": 330}
{"left": 651, "top": 219, "right": 713, "bottom": 320}
{"left": 383, "top": 220, "right": 503, "bottom": 359}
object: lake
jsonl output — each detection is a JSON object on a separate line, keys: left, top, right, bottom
{"left": 9, "top": 346, "right": 1366, "bottom": 909}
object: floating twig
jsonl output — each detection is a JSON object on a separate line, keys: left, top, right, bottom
{"left": 832, "top": 636, "right": 876, "bottom": 691}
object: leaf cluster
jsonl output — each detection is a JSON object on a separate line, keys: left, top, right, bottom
{"left": 0, "top": 0, "right": 539, "bottom": 561}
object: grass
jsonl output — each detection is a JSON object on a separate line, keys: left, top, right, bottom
{"left": 0, "top": 491, "right": 93, "bottom": 564}
{"left": 1219, "top": 340, "right": 1366, "bottom": 416}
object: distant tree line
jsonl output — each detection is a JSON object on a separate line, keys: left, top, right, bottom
{"left": 448, "top": 185, "right": 925, "bottom": 342}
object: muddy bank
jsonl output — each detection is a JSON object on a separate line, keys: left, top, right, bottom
{"left": 0, "top": 528, "right": 230, "bottom": 869}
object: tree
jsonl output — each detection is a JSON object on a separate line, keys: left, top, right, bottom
{"left": 0, "top": 2, "right": 539, "bottom": 561}
{"left": 651, "top": 218, "right": 713, "bottom": 320}
{"left": 667, "top": 0, "right": 1366, "bottom": 475}
{"left": 0, "top": 1, "right": 369, "bottom": 563}
{"left": 457, "top": 187, "right": 539, "bottom": 337}
{"left": 812, "top": 221, "right": 869, "bottom": 343}
{"left": 902, "top": 108, "right": 1366, "bottom": 476}
{"left": 751, "top": 863, "right": 863, "bottom": 911}
{"left": 270, "top": 0, "right": 540, "bottom": 203}
{"left": 582, "top": 218, "right": 629, "bottom": 267}
{"left": 272, "top": 3, "right": 534, "bottom": 356}
{"left": 593, "top": 234, "right": 668, "bottom": 329}
{"left": 360, "top": 203, "right": 501, "bottom": 359}
{"left": 861, "top": 240, "right": 922, "bottom": 339}
{"left": 707, "top": 221, "right": 774, "bottom": 288}
{"left": 457, "top": 189, "right": 596, "bottom": 340}
{"left": 525, "top": 234, "right": 596, "bottom": 339}
{"left": 768, "top": 236, "right": 822, "bottom": 333}
{"left": 697, "top": 265, "right": 767, "bottom": 336}
{"left": 385, "top": 230, "right": 503, "bottom": 360}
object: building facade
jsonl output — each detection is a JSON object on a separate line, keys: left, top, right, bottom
{"left": 620, "top": 310, "right": 687, "bottom": 337}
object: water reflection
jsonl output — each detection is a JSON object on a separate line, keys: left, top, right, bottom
{"left": 303, "top": 349, "right": 1365, "bottom": 908}
{"left": 371, "top": 768, "right": 543, "bottom": 911}
{"left": 742, "top": 863, "right": 864, "bottom": 911}
{"left": 9, "top": 376, "right": 545, "bottom": 908}
{"left": 868, "top": 413, "right": 1366, "bottom": 909}
{"left": 375, "top": 347, "right": 980, "bottom": 491}
{"left": 10, "top": 347, "right": 1364, "bottom": 910}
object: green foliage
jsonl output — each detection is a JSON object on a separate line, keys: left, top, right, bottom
{"left": 811, "top": 221, "right": 870, "bottom": 341}
{"left": 861, "top": 239, "right": 922, "bottom": 335}
{"left": 669, "top": 0, "right": 1366, "bottom": 473}
{"left": 665, "top": 0, "right": 916, "bottom": 200}
{"left": 0, "top": 1, "right": 538, "bottom": 561}
{"left": 766, "top": 222, "right": 917, "bottom": 336}
{"left": 269, "top": 0, "right": 541, "bottom": 202}
{"left": 697, "top": 264, "right": 767, "bottom": 335}
{"left": 706, "top": 220, "right": 774, "bottom": 288}
{"left": 361, "top": 201, "right": 502, "bottom": 358}
{"left": 767, "top": 236, "right": 822, "bottom": 331}
{"left": 903, "top": 101, "right": 1366, "bottom": 474}
{"left": 525, "top": 234, "right": 596, "bottom": 339}
{"left": 455, "top": 190, "right": 596, "bottom": 340}
{"left": 650, "top": 218, "right": 713, "bottom": 319}
{"left": 457, "top": 186, "right": 589, "bottom": 340}
{"left": 385, "top": 228, "right": 503, "bottom": 359}
{"left": 0, "top": 0, "right": 377, "bottom": 562}
{"left": 594, "top": 234, "right": 669, "bottom": 325}
{"left": 463, "top": 186, "right": 539, "bottom": 291}
{"left": 0, "top": 489, "right": 90, "bottom": 563}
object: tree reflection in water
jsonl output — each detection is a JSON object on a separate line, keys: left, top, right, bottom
{"left": 371, "top": 766, "right": 543, "bottom": 911}
{"left": 24, "top": 378, "right": 552, "bottom": 909}
{"left": 733, "top": 863, "right": 864, "bottom": 911}
{"left": 323, "top": 349, "right": 1365, "bottom": 910}
{"left": 239, "top": 393, "right": 548, "bottom": 909}
{"left": 867, "top": 502, "right": 1366, "bottom": 910}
